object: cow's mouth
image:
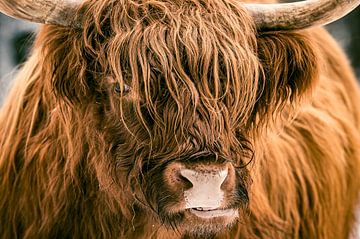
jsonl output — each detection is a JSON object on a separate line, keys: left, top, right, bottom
{"left": 189, "top": 207, "right": 239, "bottom": 219}
{"left": 169, "top": 207, "right": 240, "bottom": 236}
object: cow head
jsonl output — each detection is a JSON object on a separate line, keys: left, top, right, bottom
{"left": 1, "top": 0, "right": 359, "bottom": 237}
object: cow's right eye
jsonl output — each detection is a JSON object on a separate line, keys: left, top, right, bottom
{"left": 114, "top": 83, "right": 131, "bottom": 94}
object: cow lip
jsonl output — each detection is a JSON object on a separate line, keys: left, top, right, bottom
{"left": 189, "top": 208, "right": 238, "bottom": 219}
{"left": 193, "top": 207, "right": 218, "bottom": 211}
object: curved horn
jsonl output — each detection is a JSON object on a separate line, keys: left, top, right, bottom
{"left": 0, "top": 0, "right": 82, "bottom": 27}
{"left": 1, "top": 0, "right": 359, "bottom": 30}
{"left": 245, "top": 0, "right": 360, "bottom": 31}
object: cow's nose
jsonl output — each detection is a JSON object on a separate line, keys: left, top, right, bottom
{"left": 180, "top": 167, "right": 228, "bottom": 209}
{"left": 164, "top": 162, "right": 235, "bottom": 209}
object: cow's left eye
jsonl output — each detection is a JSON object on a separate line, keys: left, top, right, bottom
{"left": 114, "top": 83, "right": 131, "bottom": 94}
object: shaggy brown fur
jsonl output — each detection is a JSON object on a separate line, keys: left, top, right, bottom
{"left": 1, "top": 0, "right": 360, "bottom": 238}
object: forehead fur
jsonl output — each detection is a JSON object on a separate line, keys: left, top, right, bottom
{"left": 80, "top": 0, "right": 260, "bottom": 127}
{"left": 36, "top": 0, "right": 318, "bottom": 146}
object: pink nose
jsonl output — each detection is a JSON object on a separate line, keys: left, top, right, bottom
{"left": 164, "top": 162, "right": 235, "bottom": 209}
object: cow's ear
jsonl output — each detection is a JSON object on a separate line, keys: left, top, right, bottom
{"left": 51, "top": 51, "right": 91, "bottom": 105}
{"left": 38, "top": 26, "right": 98, "bottom": 105}
{"left": 254, "top": 31, "right": 319, "bottom": 118}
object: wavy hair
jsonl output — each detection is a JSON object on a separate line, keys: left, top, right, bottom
{"left": 1, "top": 0, "right": 360, "bottom": 238}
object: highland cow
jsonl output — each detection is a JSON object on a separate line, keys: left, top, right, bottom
{"left": 1, "top": 0, "right": 360, "bottom": 238}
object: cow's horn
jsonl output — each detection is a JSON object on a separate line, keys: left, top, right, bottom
{"left": 245, "top": 0, "right": 360, "bottom": 31}
{"left": 1, "top": 0, "right": 359, "bottom": 30}
{"left": 0, "top": 0, "right": 82, "bottom": 27}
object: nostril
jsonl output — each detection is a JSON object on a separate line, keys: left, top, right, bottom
{"left": 163, "top": 163, "right": 194, "bottom": 190}
{"left": 177, "top": 173, "right": 193, "bottom": 189}
{"left": 220, "top": 163, "right": 236, "bottom": 190}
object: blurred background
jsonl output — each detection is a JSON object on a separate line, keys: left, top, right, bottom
{"left": 1, "top": 7, "right": 360, "bottom": 104}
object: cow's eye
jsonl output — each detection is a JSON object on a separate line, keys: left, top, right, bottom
{"left": 114, "top": 83, "right": 131, "bottom": 94}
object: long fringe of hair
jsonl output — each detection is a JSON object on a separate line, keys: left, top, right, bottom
{"left": 1, "top": 0, "right": 360, "bottom": 238}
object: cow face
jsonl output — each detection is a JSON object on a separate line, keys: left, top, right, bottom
{"left": 98, "top": 2, "right": 258, "bottom": 236}
{"left": 36, "top": 0, "right": 318, "bottom": 237}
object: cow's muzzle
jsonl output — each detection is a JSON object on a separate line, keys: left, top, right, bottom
{"left": 163, "top": 161, "right": 238, "bottom": 219}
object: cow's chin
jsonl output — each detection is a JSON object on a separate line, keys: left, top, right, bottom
{"left": 183, "top": 209, "right": 239, "bottom": 236}
{"left": 160, "top": 208, "right": 240, "bottom": 237}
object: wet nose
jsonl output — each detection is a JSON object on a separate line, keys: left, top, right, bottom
{"left": 164, "top": 162, "right": 235, "bottom": 209}
{"left": 180, "top": 167, "right": 228, "bottom": 209}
